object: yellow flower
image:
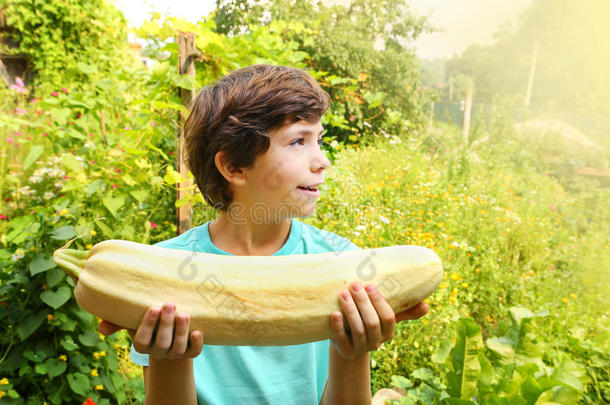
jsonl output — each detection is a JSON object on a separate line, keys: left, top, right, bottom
{"left": 58, "top": 355, "right": 67, "bottom": 362}
{"left": 0, "top": 391, "right": 5, "bottom": 399}
{"left": 0, "top": 378, "right": 8, "bottom": 385}
{"left": 562, "top": 297, "right": 570, "bottom": 303}
{"left": 86, "top": 244, "right": 93, "bottom": 249}
{"left": 98, "top": 333, "right": 105, "bottom": 341}
{"left": 422, "top": 319, "right": 429, "bottom": 325}
{"left": 486, "top": 314, "right": 493, "bottom": 323}
{"left": 439, "top": 282, "right": 447, "bottom": 289}
{"left": 91, "top": 230, "right": 97, "bottom": 236}
{"left": 91, "top": 369, "right": 99, "bottom": 377}
{"left": 461, "top": 282, "right": 469, "bottom": 288}
{"left": 530, "top": 271, "right": 535, "bottom": 277}
{"left": 570, "top": 293, "right": 577, "bottom": 299}
{"left": 95, "top": 384, "right": 103, "bottom": 391}
{"left": 47, "top": 314, "right": 55, "bottom": 321}
{"left": 450, "top": 272, "right": 461, "bottom": 281}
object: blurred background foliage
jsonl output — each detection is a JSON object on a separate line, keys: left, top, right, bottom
{"left": 0, "top": 0, "right": 608, "bottom": 403}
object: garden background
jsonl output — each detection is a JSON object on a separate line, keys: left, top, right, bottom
{"left": 0, "top": 0, "right": 608, "bottom": 404}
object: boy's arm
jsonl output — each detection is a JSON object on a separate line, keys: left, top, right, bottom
{"left": 320, "top": 349, "right": 371, "bottom": 405}
{"left": 143, "top": 359, "right": 197, "bottom": 405}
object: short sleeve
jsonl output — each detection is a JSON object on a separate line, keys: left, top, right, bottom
{"left": 130, "top": 344, "right": 150, "bottom": 367}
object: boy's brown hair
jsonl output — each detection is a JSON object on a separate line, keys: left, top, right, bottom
{"left": 183, "top": 64, "right": 330, "bottom": 211}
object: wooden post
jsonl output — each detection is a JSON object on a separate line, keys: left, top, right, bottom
{"left": 175, "top": 32, "right": 199, "bottom": 235}
{"left": 462, "top": 87, "right": 473, "bottom": 144}
{"left": 524, "top": 41, "right": 539, "bottom": 108}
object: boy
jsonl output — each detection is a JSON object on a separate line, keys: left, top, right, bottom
{"left": 99, "top": 64, "right": 428, "bottom": 404}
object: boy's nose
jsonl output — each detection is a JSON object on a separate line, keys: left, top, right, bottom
{"left": 311, "top": 148, "right": 330, "bottom": 172}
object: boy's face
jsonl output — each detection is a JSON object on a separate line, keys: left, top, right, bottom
{"left": 233, "top": 119, "right": 330, "bottom": 223}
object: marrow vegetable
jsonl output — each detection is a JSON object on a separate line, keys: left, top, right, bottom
{"left": 53, "top": 239, "right": 443, "bottom": 346}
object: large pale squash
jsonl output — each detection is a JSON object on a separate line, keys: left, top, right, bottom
{"left": 53, "top": 239, "right": 443, "bottom": 346}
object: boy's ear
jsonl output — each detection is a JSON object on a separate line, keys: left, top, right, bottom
{"left": 215, "top": 151, "right": 247, "bottom": 186}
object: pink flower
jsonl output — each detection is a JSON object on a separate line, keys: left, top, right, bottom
{"left": 30, "top": 98, "right": 40, "bottom": 104}
{"left": 112, "top": 184, "right": 118, "bottom": 189}
{"left": 116, "top": 168, "right": 122, "bottom": 173}
{"left": 549, "top": 204, "right": 557, "bottom": 211}
{"left": 51, "top": 91, "right": 59, "bottom": 97}
{"left": 61, "top": 88, "right": 69, "bottom": 94}
{"left": 6, "top": 138, "right": 13, "bottom": 144}
{"left": 41, "top": 132, "right": 47, "bottom": 137}
{"left": 149, "top": 221, "right": 158, "bottom": 228}
{"left": 0, "top": 214, "right": 7, "bottom": 220}
{"left": 27, "top": 136, "right": 32, "bottom": 140}
{"left": 89, "top": 133, "right": 94, "bottom": 138}
{"left": 150, "top": 120, "right": 155, "bottom": 127}
{"left": 63, "top": 175, "right": 69, "bottom": 180}
{"left": 15, "top": 77, "right": 24, "bottom": 87}
{"left": 89, "top": 160, "right": 95, "bottom": 165}
{"left": 16, "top": 132, "right": 23, "bottom": 136}
{"left": 15, "top": 108, "right": 25, "bottom": 115}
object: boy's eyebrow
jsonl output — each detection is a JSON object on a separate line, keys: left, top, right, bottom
{"left": 291, "top": 129, "right": 324, "bottom": 137}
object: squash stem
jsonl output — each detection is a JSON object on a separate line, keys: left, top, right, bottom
{"left": 53, "top": 248, "right": 89, "bottom": 280}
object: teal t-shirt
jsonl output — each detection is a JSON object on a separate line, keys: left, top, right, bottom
{"left": 129, "top": 218, "right": 360, "bottom": 405}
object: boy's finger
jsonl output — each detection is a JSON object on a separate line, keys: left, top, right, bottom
{"left": 364, "top": 283, "right": 396, "bottom": 341}
{"left": 348, "top": 282, "right": 382, "bottom": 349}
{"left": 133, "top": 306, "right": 161, "bottom": 351}
{"left": 167, "top": 312, "right": 190, "bottom": 359}
{"left": 152, "top": 302, "right": 177, "bottom": 355}
{"left": 184, "top": 330, "right": 205, "bottom": 358}
{"left": 396, "top": 302, "right": 429, "bottom": 322}
{"left": 329, "top": 311, "right": 351, "bottom": 355}
{"left": 339, "top": 288, "right": 367, "bottom": 352}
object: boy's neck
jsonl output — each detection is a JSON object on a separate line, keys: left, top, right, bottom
{"left": 208, "top": 212, "right": 292, "bottom": 256}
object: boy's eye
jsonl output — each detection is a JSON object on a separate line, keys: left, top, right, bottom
{"left": 291, "top": 138, "right": 325, "bottom": 146}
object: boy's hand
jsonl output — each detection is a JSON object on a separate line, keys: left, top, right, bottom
{"left": 98, "top": 302, "right": 204, "bottom": 360}
{"left": 329, "top": 281, "right": 429, "bottom": 360}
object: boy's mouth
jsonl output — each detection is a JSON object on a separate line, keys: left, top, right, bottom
{"left": 297, "top": 186, "right": 318, "bottom": 192}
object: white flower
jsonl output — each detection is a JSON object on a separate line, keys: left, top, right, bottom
{"left": 54, "top": 181, "right": 63, "bottom": 189}
{"left": 75, "top": 156, "right": 84, "bottom": 161}
{"left": 356, "top": 225, "right": 366, "bottom": 231}
{"left": 379, "top": 215, "right": 390, "bottom": 224}
{"left": 352, "top": 231, "right": 360, "bottom": 236}
{"left": 84, "top": 141, "right": 95, "bottom": 148}
{"left": 43, "top": 192, "right": 55, "bottom": 200}
{"left": 29, "top": 175, "right": 43, "bottom": 184}
{"left": 11, "top": 248, "right": 25, "bottom": 261}
{"left": 51, "top": 156, "right": 61, "bottom": 165}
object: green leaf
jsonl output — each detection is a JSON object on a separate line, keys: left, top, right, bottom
{"left": 16, "top": 313, "right": 45, "bottom": 340}
{"left": 34, "top": 362, "right": 47, "bottom": 374}
{"left": 45, "top": 358, "right": 67, "bottom": 379}
{"left": 29, "top": 253, "right": 56, "bottom": 276}
{"left": 163, "top": 165, "right": 187, "bottom": 185}
{"left": 412, "top": 368, "right": 435, "bottom": 382}
{"left": 450, "top": 318, "right": 483, "bottom": 400}
{"left": 486, "top": 337, "right": 515, "bottom": 364}
{"left": 432, "top": 338, "right": 454, "bottom": 363}
{"left": 130, "top": 189, "right": 149, "bottom": 203}
{"left": 23, "top": 349, "right": 47, "bottom": 363}
{"left": 173, "top": 75, "right": 199, "bottom": 90}
{"left": 77, "top": 62, "right": 97, "bottom": 75}
{"left": 67, "top": 372, "right": 90, "bottom": 396}
{"left": 61, "top": 153, "right": 84, "bottom": 173}
{"left": 390, "top": 374, "right": 413, "bottom": 389}
{"left": 78, "top": 330, "right": 100, "bottom": 347}
{"left": 40, "top": 286, "right": 72, "bottom": 309}
{"left": 23, "top": 145, "right": 44, "bottom": 170}
{"left": 102, "top": 194, "right": 125, "bottom": 217}
{"left": 60, "top": 335, "right": 79, "bottom": 352}
{"left": 46, "top": 268, "right": 65, "bottom": 288}
{"left": 50, "top": 225, "right": 77, "bottom": 240}
{"left": 95, "top": 220, "right": 115, "bottom": 238}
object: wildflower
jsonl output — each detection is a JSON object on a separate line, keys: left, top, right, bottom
{"left": 461, "top": 282, "right": 469, "bottom": 288}
{"left": 379, "top": 215, "right": 390, "bottom": 224}
{"left": 61, "top": 88, "right": 69, "bottom": 94}
{"left": 51, "top": 91, "right": 59, "bottom": 97}
{"left": 486, "top": 314, "right": 493, "bottom": 323}
{"left": 439, "top": 282, "right": 447, "bottom": 289}
{"left": 0, "top": 378, "right": 8, "bottom": 385}
{"left": 90, "top": 369, "right": 98, "bottom": 376}
{"left": 562, "top": 297, "right": 569, "bottom": 303}
{"left": 570, "top": 293, "right": 577, "bottom": 299}
{"left": 11, "top": 248, "right": 25, "bottom": 261}
{"left": 95, "top": 384, "right": 103, "bottom": 391}
{"left": 58, "top": 354, "right": 67, "bottom": 361}
{"left": 47, "top": 314, "right": 55, "bottom": 321}
{"left": 450, "top": 272, "right": 461, "bottom": 281}
{"left": 91, "top": 230, "right": 97, "bottom": 236}
{"left": 93, "top": 350, "right": 107, "bottom": 359}
{"left": 86, "top": 244, "right": 93, "bottom": 249}
{"left": 15, "top": 108, "right": 25, "bottom": 115}
{"left": 0, "top": 391, "right": 4, "bottom": 399}
{"left": 83, "top": 397, "right": 96, "bottom": 405}
{"left": 31, "top": 97, "right": 41, "bottom": 104}
{"left": 111, "top": 184, "right": 118, "bottom": 189}
{"left": 29, "top": 175, "right": 43, "bottom": 184}
{"left": 5, "top": 138, "right": 13, "bottom": 144}
{"left": 43, "top": 192, "right": 55, "bottom": 200}
{"left": 0, "top": 214, "right": 6, "bottom": 220}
